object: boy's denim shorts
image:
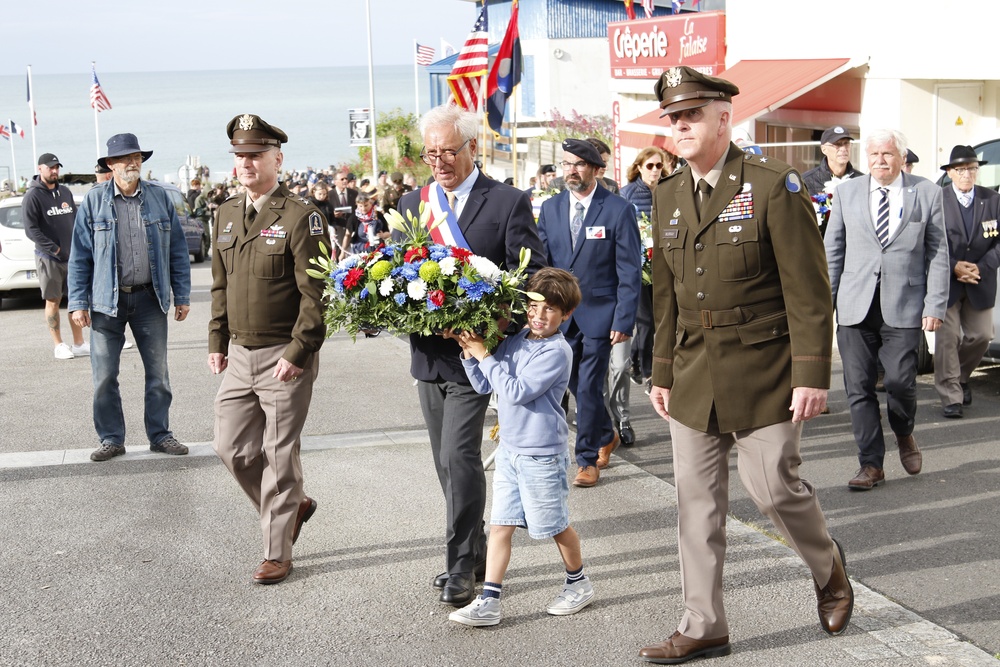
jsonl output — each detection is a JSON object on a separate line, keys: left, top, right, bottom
{"left": 490, "top": 445, "right": 570, "bottom": 539}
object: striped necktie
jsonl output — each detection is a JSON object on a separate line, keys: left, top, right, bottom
{"left": 875, "top": 187, "right": 890, "bottom": 247}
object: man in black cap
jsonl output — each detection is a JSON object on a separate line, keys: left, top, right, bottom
{"left": 209, "top": 113, "right": 330, "bottom": 585}
{"left": 642, "top": 65, "right": 852, "bottom": 663}
{"left": 803, "top": 126, "right": 864, "bottom": 197}
{"left": 68, "top": 134, "right": 192, "bottom": 462}
{"left": 934, "top": 145, "right": 1000, "bottom": 418}
{"left": 22, "top": 152, "right": 86, "bottom": 360}
{"left": 536, "top": 138, "right": 641, "bottom": 488}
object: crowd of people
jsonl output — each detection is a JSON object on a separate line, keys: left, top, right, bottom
{"left": 15, "top": 60, "right": 999, "bottom": 663}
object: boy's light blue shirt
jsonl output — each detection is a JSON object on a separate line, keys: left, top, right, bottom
{"left": 462, "top": 329, "right": 572, "bottom": 456}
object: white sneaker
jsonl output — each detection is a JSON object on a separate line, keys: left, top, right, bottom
{"left": 123, "top": 340, "right": 134, "bottom": 349}
{"left": 449, "top": 596, "right": 502, "bottom": 627}
{"left": 546, "top": 577, "right": 594, "bottom": 616}
{"left": 54, "top": 343, "right": 74, "bottom": 360}
{"left": 71, "top": 342, "right": 90, "bottom": 357}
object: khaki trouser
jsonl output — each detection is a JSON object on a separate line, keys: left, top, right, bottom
{"left": 669, "top": 418, "right": 836, "bottom": 639}
{"left": 934, "top": 298, "right": 993, "bottom": 406}
{"left": 213, "top": 343, "right": 317, "bottom": 562}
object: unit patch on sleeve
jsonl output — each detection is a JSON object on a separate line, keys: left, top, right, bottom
{"left": 309, "top": 212, "right": 324, "bottom": 236}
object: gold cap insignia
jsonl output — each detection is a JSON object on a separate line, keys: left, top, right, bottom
{"left": 239, "top": 114, "right": 255, "bottom": 131}
{"left": 665, "top": 68, "right": 683, "bottom": 88}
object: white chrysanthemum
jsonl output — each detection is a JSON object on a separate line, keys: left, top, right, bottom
{"left": 379, "top": 278, "right": 394, "bottom": 296}
{"left": 468, "top": 255, "right": 502, "bottom": 283}
{"left": 438, "top": 256, "right": 458, "bottom": 276}
{"left": 407, "top": 278, "right": 427, "bottom": 301}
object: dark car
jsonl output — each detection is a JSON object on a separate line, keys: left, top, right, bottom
{"left": 161, "top": 183, "right": 211, "bottom": 263}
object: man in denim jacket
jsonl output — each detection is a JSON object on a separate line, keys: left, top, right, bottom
{"left": 69, "top": 133, "right": 192, "bottom": 462}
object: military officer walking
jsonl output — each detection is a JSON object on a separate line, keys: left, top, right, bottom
{"left": 209, "top": 114, "right": 330, "bottom": 585}
{"left": 640, "top": 67, "right": 853, "bottom": 663}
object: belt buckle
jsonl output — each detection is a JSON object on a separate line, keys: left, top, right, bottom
{"left": 701, "top": 310, "right": 713, "bottom": 329}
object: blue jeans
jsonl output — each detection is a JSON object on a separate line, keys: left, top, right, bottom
{"left": 90, "top": 286, "right": 173, "bottom": 446}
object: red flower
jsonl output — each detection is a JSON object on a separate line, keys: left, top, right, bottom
{"left": 646, "top": 247, "right": 654, "bottom": 260}
{"left": 451, "top": 247, "right": 473, "bottom": 265}
{"left": 343, "top": 267, "right": 365, "bottom": 289}
{"left": 404, "top": 246, "right": 429, "bottom": 263}
{"left": 428, "top": 289, "right": 446, "bottom": 307}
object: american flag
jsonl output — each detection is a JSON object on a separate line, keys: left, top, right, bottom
{"left": 642, "top": 0, "right": 655, "bottom": 17}
{"left": 90, "top": 65, "right": 112, "bottom": 112}
{"left": 447, "top": 7, "right": 489, "bottom": 111}
{"left": 9, "top": 120, "right": 25, "bottom": 138}
{"left": 416, "top": 43, "right": 435, "bottom": 67}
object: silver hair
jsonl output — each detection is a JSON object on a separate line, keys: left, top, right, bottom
{"left": 419, "top": 104, "right": 479, "bottom": 142}
{"left": 865, "top": 129, "right": 908, "bottom": 157}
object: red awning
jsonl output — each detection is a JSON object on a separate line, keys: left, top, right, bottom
{"left": 618, "top": 58, "right": 856, "bottom": 150}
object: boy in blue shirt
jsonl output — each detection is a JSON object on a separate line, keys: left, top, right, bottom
{"left": 449, "top": 267, "right": 592, "bottom": 627}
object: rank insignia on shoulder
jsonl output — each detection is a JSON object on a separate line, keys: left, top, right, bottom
{"left": 309, "top": 211, "right": 324, "bottom": 236}
{"left": 785, "top": 172, "right": 802, "bottom": 193}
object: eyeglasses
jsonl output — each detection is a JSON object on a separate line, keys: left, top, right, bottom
{"left": 420, "top": 139, "right": 470, "bottom": 165}
{"left": 952, "top": 166, "right": 980, "bottom": 175}
{"left": 643, "top": 162, "right": 664, "bottom": 170}
{"left": 560, "top": 160, "right": 589, "bottom": 171}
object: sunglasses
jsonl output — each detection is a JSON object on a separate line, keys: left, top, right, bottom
{"left": 644, "top": 162, "right": 664, "bottom": 170}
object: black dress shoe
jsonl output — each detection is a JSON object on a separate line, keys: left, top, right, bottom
{"left": 433, "top": 560, "right": 486, "bottom": 590}
{"left": 618, "top": 421, "right": 635, "bottom": 447}
{"left": 943, "top": 403, "right": 963, "bottom": 419}
{"left": 961, "top": 382, "right": 972, "bottom": 406}
{"left": 440, "top": 572, "right": 476, "bottom": 606}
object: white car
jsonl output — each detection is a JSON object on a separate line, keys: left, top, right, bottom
{"left": 0, "top": 195, "right": 42, "bottom": 307}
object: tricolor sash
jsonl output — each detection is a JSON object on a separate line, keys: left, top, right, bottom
{"left": 420, "top": 183, "right": 472, "bottom": 250}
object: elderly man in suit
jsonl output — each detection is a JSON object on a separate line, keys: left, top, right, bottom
{"left": 536, "top": 138, "right": 642, "bottom": 488}
{"left": 934, "top": 145, "right": 1000, "bottom": 418}
{"left": 825, "top": 129, "right": 949, "bottom": 490}
{"left": 398, "top": 104, "right": 546, "bottom": 607}
{"left": 640, "top": 66, "right": 851, "bottom": 664}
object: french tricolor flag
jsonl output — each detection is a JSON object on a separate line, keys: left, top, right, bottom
{"left": 9, "top": 120, "right": 25, "bottom": 138}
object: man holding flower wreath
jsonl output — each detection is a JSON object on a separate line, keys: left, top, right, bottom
{"left": 398, "top": 104, "right": 546, "bottom": 608}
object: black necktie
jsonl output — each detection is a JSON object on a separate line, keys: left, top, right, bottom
{"left": 696, "top": 179, "right": 712, "bottom": 220}
{"left": 244, "top": 203, "right": 256, "bottom": 233}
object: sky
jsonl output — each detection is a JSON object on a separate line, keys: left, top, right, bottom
{"left": 3, "top": 0, "right": 480, "bottom": 76}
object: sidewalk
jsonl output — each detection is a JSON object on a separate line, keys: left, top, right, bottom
{"left": 2, "top": 431, "right": 994, "bottom": 667}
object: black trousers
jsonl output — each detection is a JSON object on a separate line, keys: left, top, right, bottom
{"left": 417, "top": 380, "right": 490, "bottom": 575}
{"left": 631, "top": 283, "right": 654, "bottom": 378}
{"left": 836, "top": 294, "right": 920, "bottom": 469}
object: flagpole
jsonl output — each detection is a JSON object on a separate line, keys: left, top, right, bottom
{"left": 8, "top": 123, "right": 18, "bottom": 193}
{"left": 365, "top": 0, "right": 379, "bottom": 184}
{"left": 512, "top": 86, "right": 518, "bottom": 187}
{"left": 92, "top": 61, "right": 101, "bottom": 162}
{"left": 413, "top": 39, "right": 420, "bottom": 118}
{"left": 27, "top": 65, "right": 37, "bottom": 169}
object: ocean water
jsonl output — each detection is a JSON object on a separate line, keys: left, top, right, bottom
{"left": 0, "top": 66, "right": 430, "bottom": 185}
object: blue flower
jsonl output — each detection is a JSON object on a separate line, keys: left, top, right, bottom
{"left": 459, "top": 276, "right": 494, "bottom": 302}
{"left": 429, "top": 244, "right": 450, "bottom": 261}
{"left": 393, "top": 293, "right": 407, "bottom": 306}
{"left": 360, "top": 287, "right": 369, "bottom": 299}
{"left": 426, "top": 297, "right": 441, "bottom": 311}
{"left": 400, "top": 263, "right": 420, "bottom": 281}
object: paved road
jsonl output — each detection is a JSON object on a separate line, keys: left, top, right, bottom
{"left": 2, "top": 263, "right": 999, "bottom": 665}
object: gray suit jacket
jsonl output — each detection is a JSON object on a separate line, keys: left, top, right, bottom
{"left": 825, "top": 172, "right": 949, "bottom": 328}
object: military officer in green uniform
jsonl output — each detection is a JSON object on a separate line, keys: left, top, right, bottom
{"left": 209, "top": 114, "right": 330, "bottom": 586}
{"left": 639, "top": 67, "right": 853, "bottom": 664}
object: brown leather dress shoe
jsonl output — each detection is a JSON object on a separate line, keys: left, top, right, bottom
{"left": 597, "top": 432, "right": 620, "bottom": 469}
{"left": 292, "top": 496, "right": 317, "bottom": 545}
{"left": 573, "top": 465, "right": 599, "bottom": 487}
{"left": 252, "top": 559, "right": 292, "bottom": 585}
{"left": 896, "top": 434, "right": 922, "bottom": 475}
{"left": 639, "top": 631, "right": 731, "bottom": 664}
{"left": 847, "top": 465, "right": 884, "bottom": 490}
{"left": 815, "top": 538, "right": 854, "bottom": 635}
